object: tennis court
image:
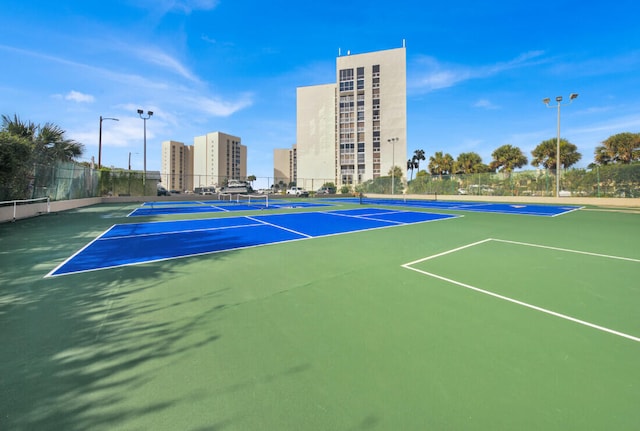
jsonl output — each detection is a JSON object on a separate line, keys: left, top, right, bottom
{"left": 337, "top": 196, "right": 581, "bottom": 216}
{"left": 49, "top": 208, "right": 457, "bottom": 276}
{"left": 128, "top": 197, "right": 330, "bottom": 217}
{"left": 1, "top": 198, "right": 639, "bottom": 430}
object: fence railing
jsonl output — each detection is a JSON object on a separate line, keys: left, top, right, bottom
{"left": 360, "top": 166, "right": 640, "bottom": 198}
{"left": 2, "top": 162, "right": 639, "bottom": 201}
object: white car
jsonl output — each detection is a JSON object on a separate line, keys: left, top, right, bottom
{"left": 286, "top": 187, "right": 309, "bottom": 197}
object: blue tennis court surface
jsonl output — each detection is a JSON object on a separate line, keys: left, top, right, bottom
{"left": 47, "top": 208, "right": 458, "bottom": 277}
{"left": 128, "top": 199, "right": 330, "bottom": 217}
{"left": 337, "top": 197, "right": 581, "bottom": 217}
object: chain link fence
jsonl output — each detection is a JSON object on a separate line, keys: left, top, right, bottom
{"left": 2, "top": 161, "right": 639, "bottom": 201}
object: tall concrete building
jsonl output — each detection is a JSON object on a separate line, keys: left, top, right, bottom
{"left": 193, "top": 132, "right": 246, "bottom": 189}
{"left": 296, "top": 46, "right": 407, "bottom": 189}
{"left": 273, "top": 145, "right": 297, "bottom": 186}
{"left": 161, "top": 140, "right": 193, "bottom": 192}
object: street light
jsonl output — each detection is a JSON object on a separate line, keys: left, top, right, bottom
{"left": 542, "top": 93, "right": 578, "bottom": 197}
{"left": 98, "top": 116, "right": 119, "bottom": 169}
{"left": 128, "top": 151, "right": 139, "bottom": 170}
{"left": 387, "top": 137, "right": 398, "bottom": 195}
{"left": 137, "top": 109, "right": 153, "bottom": 187}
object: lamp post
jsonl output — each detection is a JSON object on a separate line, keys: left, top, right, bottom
{"left": 128, "top": 152, "right": 140, "bottom": 170}
{"left": 137, "top": 109, "right": 153, "bottom": 188}
{"left": 387, "top": 137, "right": 398, "bottom": 195}
{"left": 542, "top": 93, "right": 578, "bottom": 197}
{"left": 98, "top": 116, "right": 119, "bottom": 169}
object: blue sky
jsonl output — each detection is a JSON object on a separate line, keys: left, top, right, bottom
{"left": 1, "top": 0, "right": 639, "bottom": 187}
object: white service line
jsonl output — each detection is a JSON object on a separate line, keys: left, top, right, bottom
{"left": 492, "top": 238, "right": 640, "bottom": 262}
{"left": 245, "top": 216, "right": 313, "bottom": 238}
{"left": 323, "top": 210, "right": 407, "bottom": 224}
{"left": 402, "top": 264, "right": 640, "bottom": 343}
{"left": 100, "top": 222, "right": 265, "bottom": 241}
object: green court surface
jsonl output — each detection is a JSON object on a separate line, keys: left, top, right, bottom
{"left": 1, "top": 201, "right": 639, "bottom": 430}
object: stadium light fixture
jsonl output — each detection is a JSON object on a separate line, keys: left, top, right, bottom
{"left": 542, "top": 93, "right": 578, "bottom": 197}
{"left": 137, "top": 109, "right": 153, "bottom": 189}
{"left": 98, "top": 116, "right": 119, "bottom": 169}
{"left": 387, "top": 137, "right": 398, "bottom": 195}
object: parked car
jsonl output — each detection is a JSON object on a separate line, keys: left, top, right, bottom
{"left": 195, "top": 186, "right": 216, "bottom": 195}
{"left": 316, "top": 186, "right": 336, "bottom": 194}
{"left": 286, "top": 186, "right": 309, "bottom": 197}
{"left": 157, "top": 184, "right": 169, "bottom": 196}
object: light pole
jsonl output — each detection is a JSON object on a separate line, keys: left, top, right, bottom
{"left": 98, "top": 116, "right": 119, "bottom": 169}
{"left": 387, "top": 137, "right": 398, "bottom": 195}
{"left": 128, "top": 152, "right": 139, "bottom": 170}
{"left": 542, "top": 93, "right": 578, "bottom": 197}
{"left": 137, "top": 109, "right": 153, "bottom": 188}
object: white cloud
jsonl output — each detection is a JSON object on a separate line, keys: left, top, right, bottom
{"left": 65, "top": 90, "right": 95, "bottom": 103}
{"left": 411, "top": 50, "right": 547, "bottom": 92}
{"left": 201, "top": 34, "right": 217, "bottom": 44}
{"left": 132, "top": 0, "right": 219, "bottom": 15}
{"left": 142, "top": 48, "right": 200, "bottom": 83}
{"left": 474, "top": 99, "right": 499, "bottom": 110}
{"left": 189, "top": 94, "right": 254, "bottom": 117}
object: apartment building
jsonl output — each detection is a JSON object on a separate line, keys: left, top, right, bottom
{"left": 273, "top": 145, "right": 297, "bottom": 186}
{"left": 193, "top": 132, "right": 246, "bottom": 189}
{"left": 160, "top": 140, "right": 193, "bottom": 192}
{"left": 296, "top": 46, "right": 407, "bottom": 189}
{"left": 160, "top": 132, "right": 245, "bottom": 192}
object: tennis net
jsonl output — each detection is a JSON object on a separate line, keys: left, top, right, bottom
{"left": 237, "top": 194, "right": 269, "bottom": 208}
{"left": 359, "top": 193, "right": 438, "bottom": 206}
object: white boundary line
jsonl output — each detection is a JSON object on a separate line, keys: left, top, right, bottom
{"left": 100, "top": 222, "right": 265, "bottom": 241}
{"left": 402, "top": 238, "right": 640, "bottom": 343}
{"left": 45, "top": 225, "right": 117, "bottom": 278}
{"left": 245, "top": 216, "right": 313, "bottom": 238}
{"left": 491, "top": 238, "right": 640, "bottom": 263}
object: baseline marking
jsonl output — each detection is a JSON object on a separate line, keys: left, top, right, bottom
{"left": 402, "top": 238, "right": 640, "bottom": 343}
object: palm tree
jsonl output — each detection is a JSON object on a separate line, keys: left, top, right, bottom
{"left": 454, "top": 152, "right": 484, "bottom": 174}
{"left": 413, "top": 149, "right": 426, "bottom": 173}
{"left": 595, "top": 132, "right": 640, "bottom": 164}
{"left": 489, "top": 144, "right": 528, "bottom": 177}
{"left": 406, "top": 158, "right": 418, "bottom": 180}
{"left": 531, "top": 138, "right": 582, "bottom": 172}
{"left": 1, "top": 114, "right": 84, "bottom": 164}
{"left": 1, "top": 114, "right": 37, "bottom": 139}
{"left": 428, "top": 151, "right": 454, "bottom": 178}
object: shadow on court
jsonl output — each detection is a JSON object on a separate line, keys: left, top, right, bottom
{"left": 0, "top": 205, "right": 242, "bottom": 430}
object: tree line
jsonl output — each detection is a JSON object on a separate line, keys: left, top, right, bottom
{"left": 406, "top": 132, "right": 640, "bottom": 179}
{"left": 0, "top": 115, "right": 85, "bottom": 200}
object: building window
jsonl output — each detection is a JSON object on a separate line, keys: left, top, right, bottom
{"left": 339, "top": 68, "right": 354, "bottom": 92}
{"left": 340, "top": 81, "right": 354, "bottom": 92}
